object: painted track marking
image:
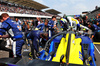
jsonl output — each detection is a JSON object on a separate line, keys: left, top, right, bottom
{"left": 94, "top": 45, "right": 100, "bottom": 55}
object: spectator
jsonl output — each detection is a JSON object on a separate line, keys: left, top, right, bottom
{"left": 44, "top": 19, "right": 49, "bottom": 32}
{"left": 31, "top": 20, "right": 35, "bottom": 30}
{"left": 35, "top": 17, "right": 41, "bottom": 27}
{"left": 37, "top": 18, "right": 41, "bottom": 25}
{"left": 82, "top": 16, "right": 88, "bottom": 26}
{"left": 23, "top": 21, "right": 30, "bottom": 32}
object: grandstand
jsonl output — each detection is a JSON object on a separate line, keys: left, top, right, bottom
{"left": 45, "top": 9, "right": 61, "bottom": 19}
{"left": 45, "top": 9, "right": 61, "bottom": 15}
{"left": 0, "top": 0, "right": 61, "bottom": 19}
{"left": 87, "top": 7, "right": 100, "bottom": 18}
{"left": 0, "top": 0, "right": 51, "bottom": 18}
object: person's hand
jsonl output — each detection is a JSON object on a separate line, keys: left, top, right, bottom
{"left": 92, "top": 35, "right": 94, "bottom": 38}
{"left": 0, "top": 35, "right": 2, "bottom": 38}
{"left": 90, "top": 35, "right": 94, "bottom": 40}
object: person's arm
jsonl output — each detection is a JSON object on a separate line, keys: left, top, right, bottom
{"left": 80, "top": 24, "right": 90, "bottom": 30}
{"left": 92, "top": 35, "right": 94, "bottom": 38}
{"left": 0, "top": 22, "right": 11, "bottom": 38}
{"left": 37, "top": 24, "right": 41, "bottom": 28}
{"left": 71, "top": 17, "right": 90, "bottom": 30}
{"left": 40, "top": 24, "right": 45, "bottom": 30}
{"left": 0, "top": 28, "right": 6, "bottom": 34}
{"left": 21, "top": 22, "right": 23, "bottom": 25}
{"left": 98, "top": 27, "right": 100, "bottom": 30}
{"left": 71, "top": 18, "right": 79, "bottom": 24}
{"left": 18, "top": 20, "right": 22, "bottom": 25}
{"left": 91, "top": 35, "right": 94, "bottom": 40}
{"left": 31, "top": 23, "right": 33, "bottom": 26}
{"left": 0, "top": 35, "right": 10, "bottom": 38}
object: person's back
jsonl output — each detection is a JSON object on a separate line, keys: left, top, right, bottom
{"left": 2, "top": 18, "right": 22, "bottom": 37}
{"left": 27, "top": 30, "right": 44, "bottom": 53}
{"left": 27, "top": 30, "right": 41, "bottom": 39}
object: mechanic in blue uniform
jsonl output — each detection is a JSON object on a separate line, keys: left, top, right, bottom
{"left": 27, "top": 30, "right": 48, "bottom": 52}
{"left": 48, "top": 16, "right": 56, "bottom": 38}
{"left": 93, "top": 21, "right": 100, "bottom": 33}
{"left": 0, "top": 19, "right": 13, "bottom": 58}
{"left": 96, "top": 16, "right": 100, "bottom": 27}
{"left": 0, "top": 13, "right": 24, "bottom": 58}
{"left": 36, "top": 21, "right": 45, "bottom": 31}
{"left": 91, "top": 21, "right": 100, "bottom": 39}
{"left": 27, "top": 30, "right": 48, "bottom": 58}
{"left": 36, "top": 20, "right": 48, "bottom": 31}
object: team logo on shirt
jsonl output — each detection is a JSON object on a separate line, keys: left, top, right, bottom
{"left": 17, "top": 26, "right": 21, "bottom": 31}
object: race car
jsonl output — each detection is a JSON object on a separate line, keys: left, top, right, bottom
{"left": 35, "top": 30, "right": 96, "bottom": 66}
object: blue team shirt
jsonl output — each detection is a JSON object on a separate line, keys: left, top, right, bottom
{"left": 48, "top": 20, "right": 54, "bottom": 30}
{"left": 1, "top": 18, "right": 23, "bottom": 38}
{"left": 27, "top": 30, "right": 43, "bottom": 52}
{"left": 37, "top": 23, "right": 45, "bottom": 31}
{"left": 93, "top": 24, "right": 100, "bottom": 31}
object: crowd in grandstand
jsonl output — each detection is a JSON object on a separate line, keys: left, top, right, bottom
{"left": 0, "top": 2, "right": 53, "bottom": 16}
{"left": 0, "top": 4, "right": 53, "bottom": 16}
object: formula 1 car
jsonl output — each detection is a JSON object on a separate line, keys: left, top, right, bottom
{"left": 34, "top": 30, "right": 96, "bottom": 66}
{"left": 0, "top": 27, "right": 96, "bottom": 66}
